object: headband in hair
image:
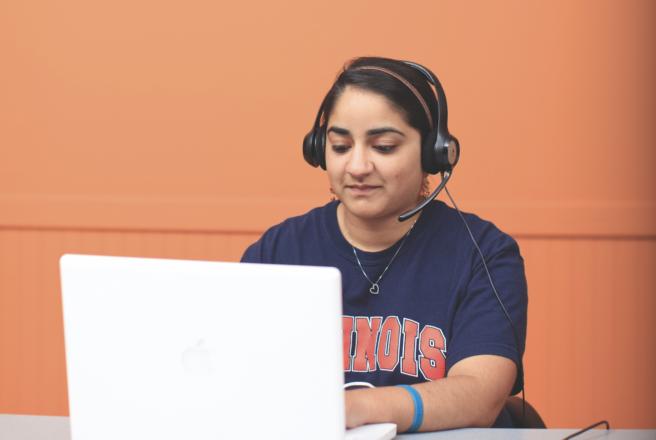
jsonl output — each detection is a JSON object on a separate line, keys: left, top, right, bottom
{"left": 352, "top": 66, "right": 434, "bottom": 130}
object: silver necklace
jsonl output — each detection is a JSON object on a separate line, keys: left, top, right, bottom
{"left": 351, "top": 220, "right": 417, "bottom": 295}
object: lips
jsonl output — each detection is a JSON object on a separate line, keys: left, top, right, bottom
{"left": 345, "top": 184, "right": 381, "bottom": 195}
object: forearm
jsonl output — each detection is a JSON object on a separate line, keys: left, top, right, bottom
{"left": 346, "top": 376, "right": 502, "bottom": 432}
{"left": 345, "top": 355, "right": 516, "bottom": 432}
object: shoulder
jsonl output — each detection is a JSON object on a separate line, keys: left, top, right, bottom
{"left": 420, "top": 200, "right": 522, "bottom": 267}
{"left": 240, "top": 202, "right": 336, "bottom": 263}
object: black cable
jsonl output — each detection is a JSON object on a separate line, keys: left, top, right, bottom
{"left": 563, "top": 420, "right": 610, "bottom": 439}
{"left": 443, "top": 186, "right": 527, "bottom": 426}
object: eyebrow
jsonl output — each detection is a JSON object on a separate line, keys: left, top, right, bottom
{"left": 327, "top": 126, "right": 406, "bottom": 137}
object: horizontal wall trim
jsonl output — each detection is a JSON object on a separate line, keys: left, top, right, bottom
{"left": 0, "top": 194, "right": 654, "bottom": 237}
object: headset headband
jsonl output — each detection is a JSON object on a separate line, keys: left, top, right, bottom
{"left": 303, "top": 59, "right": 459, "bottom": 175}
{"left": 352, "top": 66, "right": 434, "bottom": 130}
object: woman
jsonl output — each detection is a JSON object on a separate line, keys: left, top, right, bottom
{"left": 241, "top": 57, "right": 527, "bottom": 432}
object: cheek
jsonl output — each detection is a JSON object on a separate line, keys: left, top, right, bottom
{"left": 389, "top": 162, "right": 422, "bottom": 184}
{"left": 393, "top": 167, "right": 424, "bottom": 196}
{"left": 328, "top": 171, "right": 340, "bottom": 187}
{"left": 325, "top": 150, "right": 342, "bottom": 173}
{"left": 325, "top": 161, "right": 343, "bottom": 186}
{"left": 389, "top": 146, "right": 423, "bottom": 186}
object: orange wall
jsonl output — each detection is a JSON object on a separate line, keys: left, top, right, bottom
{"left": 1, "top": 0, "right": 655, "bottom": 428}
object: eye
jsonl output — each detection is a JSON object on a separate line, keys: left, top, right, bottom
{"left": 373, "top": 145, "right": 397, "bottom": 154}
{"left": 331, "top": 144, "right": 350, "bottom": 154}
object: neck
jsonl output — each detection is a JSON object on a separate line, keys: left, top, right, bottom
{"left": 337, "top": 204, "right": 420, "bottom": 252}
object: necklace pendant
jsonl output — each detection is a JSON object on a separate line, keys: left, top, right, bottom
{"left": 369, "top": 283, "right": 380, "bottom": 295}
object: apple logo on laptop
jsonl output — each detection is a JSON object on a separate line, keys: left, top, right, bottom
{"left": 181, "top": 339, "right": 214, "bottom": 375}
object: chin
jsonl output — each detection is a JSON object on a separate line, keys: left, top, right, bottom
{"left": 340, "top": 198, "right": 397, "bottom": 221}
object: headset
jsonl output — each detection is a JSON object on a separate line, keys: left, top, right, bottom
{"left": 303, "top": 61, "right": 459, "bottom": 175}
{"left": 303, "top": 60, "right": 460, "bottom": 221}
{"left": 302, "top": 60, "right": 527, "bottom": 420}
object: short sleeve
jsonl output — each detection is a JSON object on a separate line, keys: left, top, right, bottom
{"left": 445, "top": 235, "right": 528, "bottom": 395}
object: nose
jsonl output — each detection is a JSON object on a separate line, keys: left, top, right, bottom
{"left": 345, "top": 143, "right": 373, "bottom": 179}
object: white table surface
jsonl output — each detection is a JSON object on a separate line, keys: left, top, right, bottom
{"left": 1, "top": 414, "right": 654, "bottom": 439}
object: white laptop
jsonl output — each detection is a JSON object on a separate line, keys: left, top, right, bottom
{"left": 60, "top": 254, "right": 396, "bottom": 440}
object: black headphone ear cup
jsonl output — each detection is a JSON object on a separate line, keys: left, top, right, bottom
{"left": 303, "top": 130, "right": 319, "bottom": 167}
{"left": 302, "top": 126, "right": 327, "bottom": 169}
{"left": 422, "top": 132, "right": 460, "bottom": 174}
{"left": 315, "top": 125, "right": 327, "bottom": 170}
{"left": 446, "top": 136, "right": 460, "bottom": 170}
{"left": 421, "top": 130, "right": 440, "bottom": 174}
{"left": 433, "top": 134, "right": 460, "bottom": 174}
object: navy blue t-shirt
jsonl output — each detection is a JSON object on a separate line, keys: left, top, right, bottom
{"left": 241, "top": 200, "right": 527, "bottom": 427}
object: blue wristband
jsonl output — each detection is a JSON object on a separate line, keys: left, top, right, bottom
{"left": 398, "top": 384, "right": 423, "bottom": 432}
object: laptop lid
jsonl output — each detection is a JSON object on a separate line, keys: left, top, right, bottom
{"left": 60, "top": 254, "right": 348, "bottom": 440}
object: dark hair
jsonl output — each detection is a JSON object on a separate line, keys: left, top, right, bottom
{"left": 320, "top": 57, "right": 438, "bottom": 143}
